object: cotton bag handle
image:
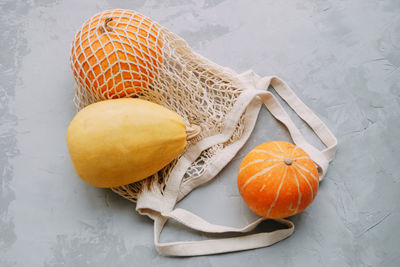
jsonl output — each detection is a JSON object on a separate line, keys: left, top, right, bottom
{"left": 258, "top": 76, "right": 338, "bottom": 180}
{"left": 153, "top": 210, "right": 294, "bottom": 256}
{"left": 144, "top": 75, "right": 337, "bottom": 256}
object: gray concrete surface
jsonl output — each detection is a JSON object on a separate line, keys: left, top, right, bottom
{"left": 1, "top": 0, "right": 400, "bottom": 266}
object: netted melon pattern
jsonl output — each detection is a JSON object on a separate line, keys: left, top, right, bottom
{"left": 71, "top": 9, "right": 248, "bottom": 202}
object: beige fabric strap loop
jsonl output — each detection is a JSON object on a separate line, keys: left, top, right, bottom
{"left": 141, "top": 74, "right": 338, "bottom": 256}
{"left": 260, "top": 76, "right": 338, "bottom": 163}
{"left": 258, "top": 91, "right": 329, "bottom": 179}
{"left": 153, "top": 212, "right": 294, "bottom": 256}
{"left": 165, "top": 208, "right": 266, "bottom": 233}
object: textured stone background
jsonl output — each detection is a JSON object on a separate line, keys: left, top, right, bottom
{"left": 1, "top": 0, "right": 400, "bottom": 266}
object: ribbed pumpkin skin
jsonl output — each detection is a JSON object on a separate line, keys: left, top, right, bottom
{"left": 237, "top": 141, "right": 319, "bottom": 219}
{"left": 70, "top": 10, "right": 163, "bottom": 98}
{"left": 66, "top": 98, "right": 186, "bottom": 188}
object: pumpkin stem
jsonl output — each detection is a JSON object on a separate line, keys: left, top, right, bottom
{"left": 186, "top": 124, "right": 201, "bottom": 141}
{"left": 284, "top": 158, "right": 293, "bottom": 165}
{"left": 99, "top": 17, "right": 113, "bottom": 33}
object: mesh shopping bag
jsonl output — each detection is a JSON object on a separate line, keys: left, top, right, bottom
{"left": 70, "top": 9, "right": 338, "bottom": 256}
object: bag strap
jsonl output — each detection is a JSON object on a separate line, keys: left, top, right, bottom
{"left": 153, "top": 210, "right": 294, "bottom": 256}
{"left": 259, "top": 76, "right": 338, "bottom": 179}
{"left": 263, "top": 77, "right": 337, "bottom": 161}
{"left": 146, "top": 75, "right": 337, "bottom": 256}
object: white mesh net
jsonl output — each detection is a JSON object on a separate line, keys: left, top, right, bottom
{"left": 71, "top": 9, "right": 248, "bottom": 202}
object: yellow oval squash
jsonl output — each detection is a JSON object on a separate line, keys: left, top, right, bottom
{"left": 66, "top": 98, "right": 187, "bottom": 188}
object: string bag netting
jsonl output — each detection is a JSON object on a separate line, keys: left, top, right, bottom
{"left": 70, "top": 9, "right": 338, "bottom": 256}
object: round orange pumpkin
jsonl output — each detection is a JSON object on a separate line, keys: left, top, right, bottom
{"left": 70, "top": 9, "right": 163, "bottom": 99}
{"left": 237, "top": 141, "right": 319, "bottom": 219}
